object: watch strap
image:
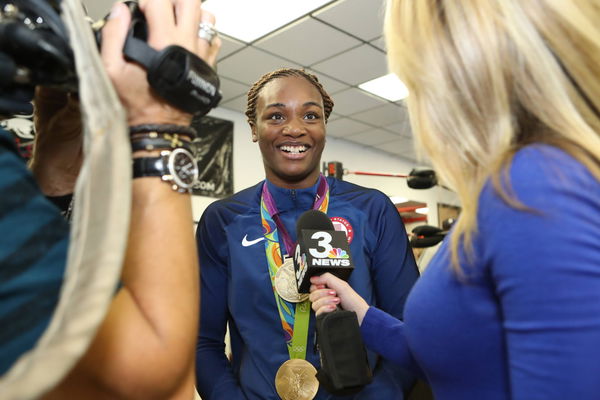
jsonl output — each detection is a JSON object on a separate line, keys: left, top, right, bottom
{"left": 131, "top": 149, "right": 197, "bottom": 194}
{"left": 132, "top": 156, "right": 165, "bottom": 179}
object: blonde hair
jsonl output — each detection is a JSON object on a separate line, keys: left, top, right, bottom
{"left": 384, "top": 0, "right": 600, "bottom": 271}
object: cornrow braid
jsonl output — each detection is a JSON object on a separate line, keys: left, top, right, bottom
{"left": 245, "top": 68, "right": 334, "bottom": 126}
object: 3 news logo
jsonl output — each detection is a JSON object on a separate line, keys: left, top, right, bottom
{"left": 295, "top": 251, "right": 308, "bottom": 287}
{"left": 294, "top": 229, "right": 354, "bottom": 293}
{"left": 308, "top": 231, "right": 350, "bottom": 263}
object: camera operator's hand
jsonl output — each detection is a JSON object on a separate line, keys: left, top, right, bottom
{"left": 30, "top": 87, "right": 83, "bottom": 196}
{"left": 42, "top": 2, "right": 220, "bottom": 398}
{"left": 101, "top": 0, "right": 220, "bottom": 126}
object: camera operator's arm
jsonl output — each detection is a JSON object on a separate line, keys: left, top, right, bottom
{"left": 30, "top": 88, "right": 82, "bottom": 197}
{"left": 44, "top": 1, "right": 219, "bottom": 398}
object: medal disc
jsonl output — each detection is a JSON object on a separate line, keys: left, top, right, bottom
{"left": 275, "top": 359, "right": 319, "bottom": 400}
{"left": 275, "top": 258, "right": 309, "bottom": 303}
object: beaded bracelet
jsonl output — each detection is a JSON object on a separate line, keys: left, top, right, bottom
{"left": 129, "top": 124, "right": 198, "bottom": 140}
{"left": 131, "top": 131, "right": 191, "bottom": 145}
{"left": 131, "top": 135, "right": 193, "bottom": 153}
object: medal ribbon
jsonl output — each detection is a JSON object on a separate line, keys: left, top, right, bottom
{"left": 261, "top": 175, "right": 329, "bottom": 359}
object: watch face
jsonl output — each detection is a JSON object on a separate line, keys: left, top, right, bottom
{"left": 168, "top": 148, "right": 199, "bottom": 189}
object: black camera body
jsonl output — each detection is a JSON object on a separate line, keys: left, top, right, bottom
{"left": 0, "top": 0, "right": 221, "bottom": 116}
{"left": 0, "top": 0, "right": 74, "bottom": 114}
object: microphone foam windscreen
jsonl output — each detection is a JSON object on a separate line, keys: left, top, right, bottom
{"left": 296, "top": 209, "right": 334, "bottom": 237}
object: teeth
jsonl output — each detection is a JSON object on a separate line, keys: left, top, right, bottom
{"left": 280, "top": 145, "right": 307, "bottom": 154}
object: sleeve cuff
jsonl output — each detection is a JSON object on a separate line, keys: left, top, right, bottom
{"left": 361, "top": 306, "right": 394, "bottom": 347}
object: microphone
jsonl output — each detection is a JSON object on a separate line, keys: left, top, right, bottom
{"left": 293, "top": 210, "right": 354, "bottom": 294}
{"left": 293, "top": 210, "right": 372, "bottom": 396}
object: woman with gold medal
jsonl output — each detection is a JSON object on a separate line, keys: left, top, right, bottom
{"left": 195, "top": 68, "right": 419, "bottom": 399}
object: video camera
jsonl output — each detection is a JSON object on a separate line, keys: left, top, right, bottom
{"left": 0, "top": 0, "right": 221, "bottom": 116}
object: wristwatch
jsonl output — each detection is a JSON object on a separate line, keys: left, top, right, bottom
{"left": 132, "top": 148, "right": 198, "bottom": 193}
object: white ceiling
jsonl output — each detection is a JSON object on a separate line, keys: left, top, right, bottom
{"left": 82, "top": 0, "right": 418, "bottom": 162}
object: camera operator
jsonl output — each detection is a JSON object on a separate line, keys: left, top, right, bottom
{"left": 0, "top": 0, "right": 220, "bottom": 398}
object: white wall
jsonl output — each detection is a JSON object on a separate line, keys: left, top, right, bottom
{"left": 192, "top": 107, "right": 459, "bottom": 227}
{"left": 78, "top": 0, "right": 461, "bottom": 226}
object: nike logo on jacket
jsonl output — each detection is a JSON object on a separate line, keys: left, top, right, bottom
{"left": 242, "top": 234, "right": 265, "bottom": 247}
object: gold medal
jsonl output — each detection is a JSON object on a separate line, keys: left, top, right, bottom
{"left": 275, "top": 258, "right": 309, "bottom": 303}
{"left": 275, "top": 359, "right": 319, "bottom": 400}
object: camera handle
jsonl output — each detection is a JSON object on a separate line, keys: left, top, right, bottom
{"left": 123, "top": 34, "right": 222, "bottom": 116}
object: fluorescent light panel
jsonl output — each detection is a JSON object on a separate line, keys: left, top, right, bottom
{"left": 202, "top": 0, "right": 332, "bottom": 42}
{"left": 359, "top": 73, "right": 409, "bottom": 102}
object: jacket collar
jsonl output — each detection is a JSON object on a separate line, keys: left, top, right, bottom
{"left": 264, "top": 178, "right": 320, "bottom": 213}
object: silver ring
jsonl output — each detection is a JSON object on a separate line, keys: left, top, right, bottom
{"left": 198, "top": 22, "right": 217, "bottom": 44}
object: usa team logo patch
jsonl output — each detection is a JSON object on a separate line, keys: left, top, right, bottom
{"left": 331, "top": 216, "right": 354, "bottom": 244}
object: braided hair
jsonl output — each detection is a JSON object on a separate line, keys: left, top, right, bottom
{"left": 245, "top": 68, "right": 334, "bottom": 126}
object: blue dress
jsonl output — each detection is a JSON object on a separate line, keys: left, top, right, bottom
{"left": 361, "top": 145, "right": 600, "bottom": 399}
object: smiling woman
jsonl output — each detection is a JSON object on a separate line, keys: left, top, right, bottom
{"left": 250, "top": 74, "right": 327, "bottom": 189}
{"left": 244, "top": 70, "right": 335, "bottom": 192}
{"left": 194, "top": 68, "right": 420, "bottom": 400}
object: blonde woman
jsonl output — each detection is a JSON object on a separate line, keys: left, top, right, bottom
{"left": 310, "top": 0, "right": 600, "bottom": 399}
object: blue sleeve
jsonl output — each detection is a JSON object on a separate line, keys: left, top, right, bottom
{"left": 360, "top": 307, "right": 423, "bottom": 378}
{"left": 195, "top": 205, "right": 247, "bottom": 399}
{"left": 357, "top": 193, "right": 420, "bottom": 398}
{"left": 482, "top": 148, "right": 600, "bottom": 399}
{"left": 0, "top": 130, "right": 68, "bottom": 375}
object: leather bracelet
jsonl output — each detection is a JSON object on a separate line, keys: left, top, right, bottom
{"left": 131, "top": 131, "right": 191, "bottom": 142}
{"left": 129, "top": 124, "right": 197, "bottom": 139}
{"left": 131, "top": 134, "right": 193, "bottom": 153}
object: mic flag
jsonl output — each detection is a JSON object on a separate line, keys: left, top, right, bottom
{"left": 293, "top": 210, "right": 372, "bottom": 396}
{"left": 293, "top": 210, "right": 354, "bottom": 294}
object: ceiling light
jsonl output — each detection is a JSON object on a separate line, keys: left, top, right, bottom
{"left": 389, "top": 196, "right": 408, "bottom": 204}
{"left": 415, "top": 207, "right": 429, "bottom": 215}
{"left": 202, "top": 0, "right": 332, "bottom": 42}
{"left": 359, "top": 73, "right": 409, "bottom": 102}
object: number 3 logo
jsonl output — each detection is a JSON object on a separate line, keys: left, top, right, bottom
{"left": 309, "top": 231, "right": 333, "bottom": 258}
